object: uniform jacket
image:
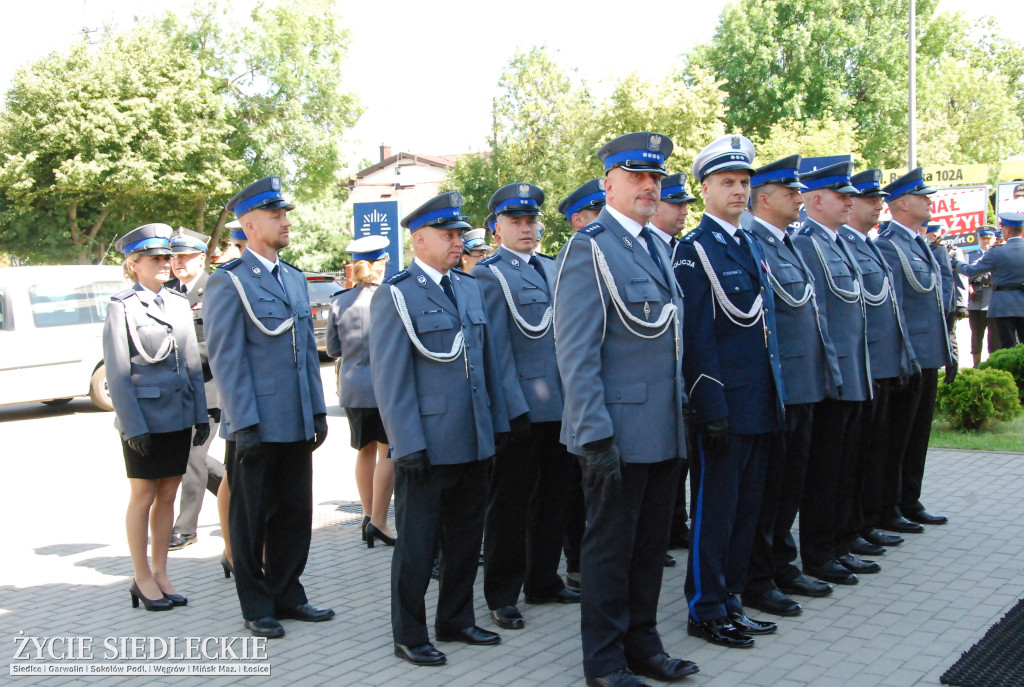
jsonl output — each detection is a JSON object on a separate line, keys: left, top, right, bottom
{"left": 369, "top": 260, "right": 519, "bottom": 465}
{"left": 326, "top": 285, "right": 378, "bottom": 408}
{"left": 930, "top": 242, "right": 956, "bottom": 312}
{"left": 473, "top": 246, "right": 561, "bottom": 423}
{"left": 748, "top": 219, "right": 840, "bottom": 405}
{"left": 793, "top": 220, "right": 872, "bottom": 401}
{"left": 553, "top": 207, "right": 687, "bottom": 461}
{"left": 204, "top": 249, "right": 326, "bottom": 442}
{"left": 963, "top": 249, "right": 994, "bottom": 311}
{"left": 102, "top": 283, "right": 207, "bottom": 440}
{"left": 168, "top": 270, "right": 219, "bottom": 410}
{"left": 673, "top": 215, "right": 785, "bottom": 434}
{"left": 875, "top": 221, "right": 954, "bottom": 369}
{"left": 955, "top": 237, "right": 1024, "bottom": 318}
{"left": 841, "top": 228, "right": 917, "bottom": 380}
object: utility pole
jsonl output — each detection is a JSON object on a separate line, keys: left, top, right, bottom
{"left": 908, "top": 0, "right": 917, "bottom": 171}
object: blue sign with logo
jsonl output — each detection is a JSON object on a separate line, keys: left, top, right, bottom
{"left": 352, "top": 201, "right": 403, "bottom": 279}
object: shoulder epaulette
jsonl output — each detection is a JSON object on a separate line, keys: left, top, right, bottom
{"left": 679, "top": 228, "right": 702, "bottom": 244}
{"left": 451, "top": 267, "right": 475, "bottom": 279}
{"left": 477, "top": 254, "right": 501, "bottom": 267}
{"left": 219, "top": 258, "right": 242, "bottom": 270}
{"left": 385, "top": 270, "right": 410, "bottom": 285}
{"left": 537, "top": 252, "right": 554, "bottom": 260}
{"left": 165, "top": 289, "right": 187, "bottom": 299}
{"left": 580, "top": 222, "right": 605, "bottom": 237}
{"left": 280, "top": 258, "right": 300, "bottom": 272}
{"left": 111, "top": 289, "right": 137, "bottom": 302}
{"left": 332, "top": 287, "right": 353, "bottom": 298}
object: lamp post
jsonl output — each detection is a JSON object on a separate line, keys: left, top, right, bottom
{"left": 908, "top": 0, "right": 917, "bottom": 170}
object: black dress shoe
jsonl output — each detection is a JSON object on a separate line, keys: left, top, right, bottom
{"left": 849, "top": 536, "right": 886, "bottom": 557}
{"left": 169, "top": 533, "right": 197, "bottom": 551}
{"left": 741, "top": 588, "right": 802, "bottom": 617}
{"left": 566, "top": 572, "right": 581, "bottom": 592}
{"left": 863, "top": 529, "right": 904, "bottom": 547}
{"left": 663, "top": 554, "right": 677, "bottom": 567}
{"left": 244, "top": 617, "right": 284, "bottom": 638}
{"left": 162, "top": 592, "right": 188, "bottom": 607}
{"left": 365, "top": 522, "right": 397, "bottom": 548}
{"left": 879, "top": 516, "right": 924, "bottom": 534}
{"left": 525, "top": 587, "right": 581, "bottom": 604}
{"left": 778, "top": 573, "right": 834, "bottom": 598}
{"left": 728, "top": 610, "right": 777, "bottom": 635}
{"left": 435, "top": 625, "right": 501, "bottom": 645}
{"left": 360, "top": 515, "right": 370, "bottom": 541}
{"left": 129, "top": 579, "right": 173, "bottom": 611}
{"left": 905, "top": 509, "right": 948, "bottom": 525}
{"left": 586, "top": 668, "right": 651, "bottom": 687}
{"left": 277, "top": 603, "right": 335, "bottom": 622}
{"left": 491, "top": 605, "right": 525, "bottom": 630}
{"left": 838, "top": 554, "right": 881, "bottom": 574}
{"left": 687, "top": 617, "right": 754, "bottom": 648}
{"left": 629, "top": 652, "right": 699, "bottom": 681}
{"left": 394, "top": 642, "right": 446, "bottom": 666}
{"left": 805, "top": 560, "right": 858, "bottom": 585}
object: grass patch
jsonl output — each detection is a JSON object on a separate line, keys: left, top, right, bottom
{"left": 930, "top": 415, "right": 1024, "bottom": 452}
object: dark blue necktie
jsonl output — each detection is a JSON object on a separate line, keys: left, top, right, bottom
{"left": 440, "top": 274, "right": 457, "bottom": 308}
{"left": 528, "top": 254, "right": 546, "bottom": 280}
{"left": 638, "top": 227, "right": 667, "bottom": 281}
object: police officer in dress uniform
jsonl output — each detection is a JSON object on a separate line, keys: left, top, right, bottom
{"left": 460, "top": 227, "right": 493, "bottom": 273}
{"left": 559, "top": 178, "right": 609, "bottom": 234}
{"left": 842, "top": 170, "right": 919, "bottom": 559}
{"left": 962, "top": 227, "right": 999, "bottom": 364}
{"left": 475, "top": 183, "right": 580, "bottom": 634}
{"left": 926, "top": 222, "right": 966, "bottom": 362}
{"left": 204, "top": 177, "right": 332, "bottom": 639}
{"left": 167, "top": 228, "right": 224, "bottom": 551}
{"left": 792, "top": 161, "right": 875, "bottom": 586}
{"left": 370, "top": 192, "right": 519, "bottom": 667}
{"left": 650, "top": 173, "right": 697, "bottom": 556}
{"left": 743, "top": 155, "right": 841, "bottom": 617}
{"left": 953, "top": 213, "right": 1024, "bottom": 349}
{"left": 874, "top": 168, "right": 955, "bottom": 533}
{"left": 674, "top": 136, "right": 785, "bottom": 648}
{"left": 554, "top": 132, "right": 697, "bottom": 687}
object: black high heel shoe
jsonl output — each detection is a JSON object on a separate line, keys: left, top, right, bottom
{"left": 220, "top": 553, "right": 233, "bottom": 579}
{"left": 130, "top": 579, "right": 173, "bottom": 611}
{"left": 365, "top": 523, "right": 396, "bottom": 549}
{"left": 360, "top": 515, "right": 371, "bottom": 542}
{"left": 162, "top": 592, "right": 188, "bottom": 606}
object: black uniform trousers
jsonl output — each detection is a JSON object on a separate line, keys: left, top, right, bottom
{"left": 994, "top": 317, "right": 1024, "bottom": 350}
{"left": 225, "top": 440, "right": 312, "bottom": 621}
{"left": 174, "top": 415, "right": 223, "bottom": 535}
{"left": 562, "top": 459, "right": 585, "bottom": 577}
{"left": 580, "top": 456, "right": 679, "bottom": 680}
{"left": 392, "top": 460, "right": 489, "bottom": 647}
{"left": 685, "top": 433, "right": 770, "bottom": 622}
{"left": 898, "top": 368, "right": 939, "bottom": 517}
{"left": 746, "top": 403, "right": 814, "bottom": 596}
{"left": 857, "top": 379, "right": 897, "bottom": 534}
{"left": 968, "top": 310, "right": 999, "bottom": 358}
{"left": 484, "top": 421, "right": 574, "bottom": 607}
{"left": 800, "top": 399, "right": 862, "bottom": 568}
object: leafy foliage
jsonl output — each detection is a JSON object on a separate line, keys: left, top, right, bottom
{"left": 936, "top": 366, "right": 1023, "bottom": 431}
{"left": 979, "top": 344, "right": 1024, "bottom": 405}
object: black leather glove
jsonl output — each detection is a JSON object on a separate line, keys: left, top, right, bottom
{"left": 954, "top": 306, "right": 969, "bottom": 320}
{"left": 582, "top": 437, "right": 622, "bottom": 501}
{"left": 127, "top": 433, "right": 152, "bottom": 457}
{"left": 394, "top": 450, "right": 429, "bottom": 483}
{"left": 944, "top": 361, "right": 958, "bottom": 385}
{"left": 208, "top": 407, "right": 222, "bottom": 423}
{"left": 911, "top": 359, "right": 922, "bottom": 381}
{"left": 510, "top": 413, "right": 531, "bottom": 444}
{"left": 700, "top": 418, "right": 731, "bottom": 459}
{"left": 235, "top": 425, "right": 262, "bottom": 464}
{"left": 192, "top": 422, "right": 210, "bottom": 447}
{"left": 311, "top": 413, "right": 328, "bottom": 451}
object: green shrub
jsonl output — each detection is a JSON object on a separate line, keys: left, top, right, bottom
{"left": 979, "top": 343, "right": 1024, "bottom": 405}
{"left": 936, "top": 367, "right": 1023, "bottom": 431}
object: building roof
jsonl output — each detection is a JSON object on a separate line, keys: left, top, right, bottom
{"left": 355, "top": 152, "right": 456, "bottom": 179}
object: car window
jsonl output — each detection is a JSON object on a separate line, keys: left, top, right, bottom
{"left": 307, "top": 280, "right": 342, "bottom": 303}
{"left": 28, "top": 281, "right": 125, "bottom": 328}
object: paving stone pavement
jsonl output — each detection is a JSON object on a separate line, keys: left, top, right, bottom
{"left": 2, "top": 447, "right": 1022, "bottom": 686}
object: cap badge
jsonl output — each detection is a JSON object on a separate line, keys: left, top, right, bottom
{"left": 622, "top": 236, "right": 633, "bottom": 248}
{"left": 730, "top": 136, "right": 740, "bottom": 149}
{"left": 449, "top": 193, "right": 460, "bottom": 208}
{"left": 518, "top": 184, "right": 530, "bottom": 197}
{"left": 271, "top": 177, "right": 281, "bottom": 191}
{"left": 648, "top": 134, "right": 662, "bottom": 152}
{"left": 598, "top": 179, "right": 606, "bottom": 191}
{"left": 510, "top": 258, "right": 520, "bottom": 267}
{"left": 873, "top": 170, "right": 882, "bottom": 183}
{"left": 417, "top": 275, "right": 427, "bottom": 285}
{"left": 252, "top": 266, "right": 262, "bottom": 276}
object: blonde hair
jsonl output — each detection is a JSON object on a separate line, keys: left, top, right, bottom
{"left": 352, "top": 257, "right": 388, "bottom": 287}
{"left": 122, "top": 253, "right": 142, "bottom": 283}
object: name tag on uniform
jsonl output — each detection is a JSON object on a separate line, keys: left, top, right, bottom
{"left": 422, "top": 309, "right": 444, "bottom": 314}
{"left": 630, "top": 278, "right": 651, "bottom": 283}
{"left": 258, "top": 297, "right": 277, "bottom": 302}
{"left": 778, "top": 263, "right": 792, "bottom": 268}
{"left": 722, "top": 270, "right": 742, "bottom": 277}
{"left": 829, "top": 258, "right": 843, "bottom": 263}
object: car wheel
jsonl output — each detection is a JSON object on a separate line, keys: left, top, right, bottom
{"left": 42, "top": 398, "right": 73, "bottom": 406}
{"left": 89, "top": 364, "right": 114, "bottom": 412}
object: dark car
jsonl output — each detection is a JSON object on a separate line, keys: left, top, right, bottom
{"left": 305, "top": 272, "right": 345, "bottom": 359}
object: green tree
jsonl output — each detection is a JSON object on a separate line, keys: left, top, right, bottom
{"left": 753, "top": 116, "right": 864, "bottom": 167}
{"left": 281, "top": 190, "right": 353, "bottom": 272}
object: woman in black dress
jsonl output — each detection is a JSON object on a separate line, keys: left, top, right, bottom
{"left": 103, "top": 224, "right": 209, "bottom": 610}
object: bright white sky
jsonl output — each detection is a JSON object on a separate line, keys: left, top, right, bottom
{"left": 0, "top": 0, "right": 1015, "bottom": 171}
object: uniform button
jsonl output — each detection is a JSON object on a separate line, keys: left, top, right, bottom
{"left": 615, "top": 393, "right": 622, "bottom": 399}
{"left": 770, "top": 354, "right": 775, "bottom": 359}
{"left": 472, "top": 386, "right": 478, "bottom": 392}
{"left": 734, "top": 287, "right": 740, "bottom": 291}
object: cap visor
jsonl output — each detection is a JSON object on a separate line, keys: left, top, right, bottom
{"left": 616, "top": 162, "right": 669, "bottom": 176}
{"left": 912, "top": 187, "right": 937, "bottom": 195}
{"left": 498, "top": 208, "right": 542, "bottom": 217}
{"left": 171, "top": 247, "right": 204, "bottom": 254}
{"left": 136, "top": 246, "right": 173, "bottom": 256}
